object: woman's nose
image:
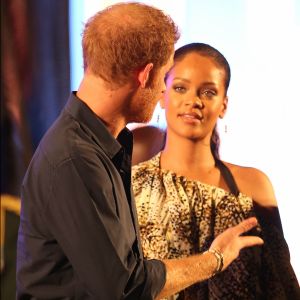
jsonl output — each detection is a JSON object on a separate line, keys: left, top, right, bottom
{"left": 185, "top": 96, "right": 204, "bottom": 109}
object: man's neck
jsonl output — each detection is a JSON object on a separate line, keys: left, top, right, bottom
{"left": 76, "top": 72, "right": 134, "bottom": 137}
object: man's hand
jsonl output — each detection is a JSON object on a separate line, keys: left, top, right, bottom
{"left": 209, "top": 217, "right": 263, "bottom": 271}
{"left": 156, "top": 217, "right": 263, "bottom": 299}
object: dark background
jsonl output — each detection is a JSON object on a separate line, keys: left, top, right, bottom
{"left": 1, "top": 0, "right": 70, "bottom": 298}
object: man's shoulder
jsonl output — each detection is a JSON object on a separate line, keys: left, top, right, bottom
{"left": 38, "top": 112, "right": 79, "bottom": 165}
{"left": 33, "top": 110, "right": 103, "bottom": 171}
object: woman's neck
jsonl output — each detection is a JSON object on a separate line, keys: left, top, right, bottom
{"left": 160, "top": 133, "right": 229, "bottom": 190}
{"left": 160, "top": 131, "right": 219, "bottom": 182}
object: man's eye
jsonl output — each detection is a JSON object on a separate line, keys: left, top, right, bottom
{"left": 173, "top": 86, "right": 186, "bottom": 93}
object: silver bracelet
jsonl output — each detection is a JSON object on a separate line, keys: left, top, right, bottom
{"left": 208, "top": 248, "right": 224, "bottom": 275}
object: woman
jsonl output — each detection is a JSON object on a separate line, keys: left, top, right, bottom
{"left": 132, "top": 43, "right": 299, "bottom": 299}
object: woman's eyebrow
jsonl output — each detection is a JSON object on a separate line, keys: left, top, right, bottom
{"left": 173, "top": 77, "right": 190, "bottom": 82}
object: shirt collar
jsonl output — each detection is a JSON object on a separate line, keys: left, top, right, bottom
{"left": 65, "top": 92, "right": 133, "bottom": 159}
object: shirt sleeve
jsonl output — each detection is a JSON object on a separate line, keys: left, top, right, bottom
{"left": 45, "top": 152, "right": 165, "bottom": 299}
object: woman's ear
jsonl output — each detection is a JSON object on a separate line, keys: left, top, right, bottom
{"left": 219, "top": 96, "right": 228, "bottom": 119}
{"left": 137, "top": 63, "right": 154, "bottom": 88}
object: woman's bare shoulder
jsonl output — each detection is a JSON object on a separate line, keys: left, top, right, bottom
{"left": 222, "top": 161, "right": 278, "bottom": 207}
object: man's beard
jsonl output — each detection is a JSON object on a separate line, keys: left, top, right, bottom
{"left": 126, "top": 87, "right": 158, "bottom": 124}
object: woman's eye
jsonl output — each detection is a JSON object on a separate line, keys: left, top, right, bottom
{"left": 202, "top": 90, "right": 216, "bottom": 98}
{"left": 173, "top": 86, "right": 186, "bottom": 93}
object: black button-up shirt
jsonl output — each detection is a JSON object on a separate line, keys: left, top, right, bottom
{"left": 17, "top": 93, "right": 166, "bottom": 299}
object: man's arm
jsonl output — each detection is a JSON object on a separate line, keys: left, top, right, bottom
{"left": 156, "top": 217, "right": 263, "bottom": 299}
{"left": 46, "top": 156, "right": 153, "bottom": 299}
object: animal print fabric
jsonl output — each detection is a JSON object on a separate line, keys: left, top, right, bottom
{"left": 132, "top": 152, "right": 300, "bottom": 300}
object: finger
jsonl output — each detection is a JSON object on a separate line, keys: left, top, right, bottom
{"left": 233, "top": 217, "right": 259, "bottom": 235}
{"left": 240, "top": 236, "right": 264, "bottom": 248}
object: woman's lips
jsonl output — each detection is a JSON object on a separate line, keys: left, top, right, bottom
{"left": 178, "top": 112, "right": 203, "bottom": 123}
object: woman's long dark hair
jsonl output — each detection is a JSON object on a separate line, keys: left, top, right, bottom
{"left": 165, "top": 43, "right": 231, "bottom": 161}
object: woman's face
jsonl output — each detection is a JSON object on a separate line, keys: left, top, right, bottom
{"left": 162, "top": 52, "right": 228, "bottom": 142}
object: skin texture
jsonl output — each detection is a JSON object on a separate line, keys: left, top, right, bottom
{"left": 126, "top": 59, "right": 174, "bottom": 124}
{"left": 163, "top": 53, "right": 228, "bottom": 143}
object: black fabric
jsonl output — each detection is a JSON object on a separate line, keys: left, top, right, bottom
{"left": 216, "top": 159, "right": 300, "bottom": 299}
{"left": 215, "top": 159, "right": 239, "bottom": 197}
{"left": 16, "top": 93, "right": 166, "bottom": 299}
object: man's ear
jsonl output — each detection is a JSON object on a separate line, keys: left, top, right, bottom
{"left": 159, "top": 97, "right": 165, "bottom": 109}
{"left": 138, "top": 63, "right": 154, "bottom": 88}
{"left": 219, "top": 96, "right": 228, "bottom": 119}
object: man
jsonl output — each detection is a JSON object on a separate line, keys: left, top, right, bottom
{"left": 17, "top": 3, "right": 263, "bottom": 299}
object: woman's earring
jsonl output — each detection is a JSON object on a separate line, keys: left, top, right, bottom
{"left": 224, "top": 124, "right": 227, "bottom": 133}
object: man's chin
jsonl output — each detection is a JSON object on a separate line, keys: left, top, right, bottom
{"left": 130, "top": 113, "right": 153, "bottom": 124}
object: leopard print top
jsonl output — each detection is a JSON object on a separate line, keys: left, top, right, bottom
{"left": 132, "top": 152, "right": 300, "bottom": 300}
